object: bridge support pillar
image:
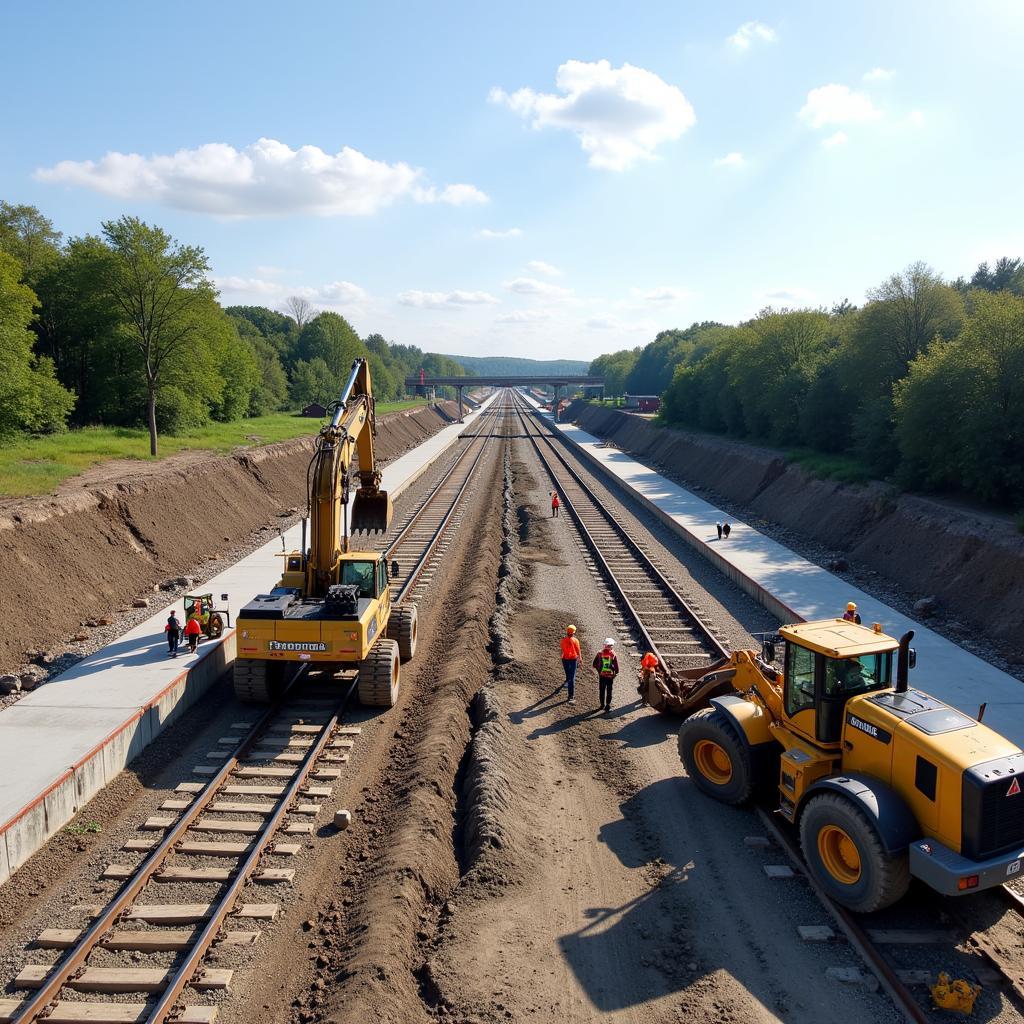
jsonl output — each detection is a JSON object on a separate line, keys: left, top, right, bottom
{"left": 553, "top": 385, "right": 561, "bottom": 422}
{"left": 456, "top": 385, "right": 464, "bottom": 423}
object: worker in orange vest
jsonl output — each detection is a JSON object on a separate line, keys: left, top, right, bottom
{"left": 560, "top": 624, "right": 582, "bottom": 704}
{"left": 551, "top": 491, "right": 560, "bottom": 518}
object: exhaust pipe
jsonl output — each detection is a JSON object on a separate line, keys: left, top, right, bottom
{"left": 896, "top": 630, "right": 914, "bottom": 693}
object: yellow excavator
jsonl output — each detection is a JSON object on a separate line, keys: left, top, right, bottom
{"left": 234, "top": 358, "right": 417, "bottom": 707}
{"left": 652, "top": 619, "right": 1024, "bottom": 912}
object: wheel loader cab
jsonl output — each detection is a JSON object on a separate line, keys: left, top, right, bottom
{"left": 782, "top": 626, "right": 897, "bottom": 741}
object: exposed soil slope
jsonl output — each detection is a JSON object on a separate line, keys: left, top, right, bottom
{"left": 0, "top": 403, "right": 457, "bottom": 672}
{"left": 571, "top": 404, "right": 1024, "bottom": 657}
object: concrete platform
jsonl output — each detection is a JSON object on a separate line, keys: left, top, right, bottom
{"left": 0, "top": 396, "right": 496, "bottom": 886}
{"left": 524, "top": 396, "right": 1024, "bottom": 746}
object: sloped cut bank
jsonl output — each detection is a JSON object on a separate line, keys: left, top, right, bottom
{"left": 572, "top": 404, "right": 1024, "bottom": 653}
{"left": 0, "top": 403, "right": 456, "bottom": 672}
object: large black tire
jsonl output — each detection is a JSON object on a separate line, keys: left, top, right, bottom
{"left": 208, "top": 613, "right": 224, "bottom": 640}
{"left": 799, "top": 793, "right": 910, "bottom": 913}
{"left": 357, "top": 639, "right": 400, "bottom": 708}
{"left": 233, "top": 659, "right": 283, "bottom": 704}
{"left": 677, "top": 707, "right": 753, "bottom": 805}
{"left": 386, "top": 604, "right": 418, "bottom": 662}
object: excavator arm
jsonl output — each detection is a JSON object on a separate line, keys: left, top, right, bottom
{"left": 306, "top": 358, "right": 393, "bottom": 597}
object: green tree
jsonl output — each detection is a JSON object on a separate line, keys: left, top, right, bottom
{"left": 295, "top": 312, "right": 362, "bottom": 382}
{"left": 589, "top": 348, "right": 640, "bottom": 397}
{"left": 0, "top": 202, "right": 62, "bottom": 286}
{"left": 0, "top": 251, "right": 75, "bottom": 437}
{"left": 290, "top": 358, "right": 337, "bottom": 407}
{"left": 100, "top": 217, "right": 214, "bottom": 454}
{"left": 969, "top": 257, "right": 1024, "bottom": 296}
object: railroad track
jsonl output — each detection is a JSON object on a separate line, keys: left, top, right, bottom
{"left": 2, "top": 673, "right": 352, "bottom": 1024}
{"left": 379, "top": 391, "right": 508, "bottom": 605}
{"left": 511, "top": 392, "right": 726, "bottom": 673}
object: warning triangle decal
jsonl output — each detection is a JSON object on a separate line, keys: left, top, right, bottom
{"left": 1008, "top": 778, "right": 1021, "bottom": 797}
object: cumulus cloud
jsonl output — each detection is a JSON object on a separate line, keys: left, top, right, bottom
{"left": 727, "top": 21, "right": 777, "bottom": 50}
{"left": 36, "top": 138, "right": 487, "bottom": 217}
{"left": 490, "top": 59, "right": 695, "bottom": 170}
{"left": 632, "top": 286, "right": 689, "bottom": 303}
{"left": 799, "top": 85, "right": 882, "bottom": 129}
{"left": 504, "top": 276, "right": 572, "bottom": 298}
{"left": 863, "top": 67, "right": 895, "bottom": 82}
{"left": 495, "top": 309, "right": 553, "bottom": 324}
{"left": 398, "top": 290, "right": 499, "bottom": 309}
{"left": 214, "top": 275, "right": 368, "bottom": 305}
{"left": 714, "top": 151, "right": 744, "bottom": 167}
{"left": 478, "top": 227, "right": 523, "bottom": 239}
{"left": 526, "top": 259, "right": 562, "bottom": 277}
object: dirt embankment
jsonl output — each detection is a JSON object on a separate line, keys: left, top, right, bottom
{"left": 570, "top": 404, "right": 1024, "bottom": 656}
{"left": 0, "top": 403, "right": 457, "bottom": 674}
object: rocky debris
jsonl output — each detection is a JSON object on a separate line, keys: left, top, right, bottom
{"left": 71, "top": 632, "right": 89, "bottom": 642}
{"left": 0, "top": 674, "right": 21, "bottom": 694}
{"left": 279, "top": 507, "right": 300, "bottom": 517}
{"left": 333, "top": 809, "right": 352, "bottom": 830}
{"left": 159, "top": 575, "right": 194, "bottom": 591}
{"left": 826, "top": 557, "right": 849, "bottom": 572}
{"left": 97, "top": 616, "right": 114, "bottom": 626}
{"left": 132, "top": 597, "right": 150, "bottom": 608}
{"left": 19, "top": 664, "right": 48, "bottom": 690}
{"left": 913, "top": 595, "right": 939, "bottom": 617}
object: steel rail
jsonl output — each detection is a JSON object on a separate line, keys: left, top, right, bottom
{"left": 385, "top": 393, "right": 507, "bottom": 604}
{"left": 147, "top": 683, "right": 352, "bottom": 1022}
{"left": 11, "top": 667, "right": 317, "bottom": 1024}
{"left": 511, "top": 393, "right": 727, "bottom": 667}
{"left": 754, "top": 808, "right": 930, "bottom": 1024}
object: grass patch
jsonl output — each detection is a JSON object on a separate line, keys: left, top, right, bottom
{"left": 0, "top": 400, "right": 426, "bottom": 498}
{"left": 787, "top": 448, "right": 873, "bottom": 485}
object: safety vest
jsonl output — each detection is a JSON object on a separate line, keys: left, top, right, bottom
{"left": 561, "top": 637, "right": 580, "bottom": 659}
{"left": 599, "top": 653, "right": 615, "bottom": 674}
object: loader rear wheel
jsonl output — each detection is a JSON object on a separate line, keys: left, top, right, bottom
{"left": 386, "top": 604, "right": 418, "bottom": 662}
{"left": 677, "top": 708, "right": 753, "bottom": 805}
{"left": 233, "top": 659, "right": 283, "bottom": 704}
{"left": 357, "top": 639, "right": 400, "bottom": 708}
{"left": 208, "top": 614, "right": 224, "bottom": 640}
{"left": 800, "top": 793, "right": 910, "bottom": 912}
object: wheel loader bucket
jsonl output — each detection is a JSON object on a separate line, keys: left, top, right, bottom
{"left": 351, "top": 489, "right": 393, "bottom": 533}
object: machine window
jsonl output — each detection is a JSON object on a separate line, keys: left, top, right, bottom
{"left": 823, "top": 654, "right": 891, "bottom": 698}
{"left": 785, "top": 644, "right": 815, "bottom": 717}
{"left": 915, "top": 756, "right": 938, "bottom": 801}
{"left": 340, "top": 560, "right": 376, "bottom": 598}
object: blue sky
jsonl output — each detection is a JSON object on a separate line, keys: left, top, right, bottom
{"left": 3, "top": 0, "right": 1023, "bottom": 360}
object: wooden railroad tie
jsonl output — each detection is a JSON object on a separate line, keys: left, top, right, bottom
{"left": 14, "top": 966, "right": 232, "bottom": 993}
{"left": 0, "top": 1002, "right": 216, "bottom": 1024}
{"left": 34, "top": 929, "right": 258, "bottom": 952}
{"left": 73, "top": 903, "right": 278, "bottom": 924}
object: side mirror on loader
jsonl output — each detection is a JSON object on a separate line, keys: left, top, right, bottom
{"left": 391, "top": 560, "right": 400, "bottom": 579}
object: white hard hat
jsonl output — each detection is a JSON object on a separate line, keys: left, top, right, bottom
{"left": 605, "top": 637, "right": 615, "bottom": 646}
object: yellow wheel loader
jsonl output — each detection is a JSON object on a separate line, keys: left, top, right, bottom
{"left": 234, "top": 358, "right": 417, "bottom": 708}
{"left": 667, "top": 620, "right": 1024, "bottom": 912}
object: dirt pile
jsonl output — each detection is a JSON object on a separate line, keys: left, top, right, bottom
{"left": 0, "top": 403, "right": 457, "bottom": 673}
{"left": 572, "top": 404, "right": 1024, "bottom": 652}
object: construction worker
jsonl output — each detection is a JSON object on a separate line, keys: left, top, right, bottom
{"left": 551, "top": 491, "right": 560, "bottom": 518}
{"left": 722, "top": 522, "right": 731, "bottom": 539}
{"left": 183, "top": 614, "right": 202, "bottom": 654}
{"left": 165, "top": 611, "right": 182, "bottom": 657}
{"left": 560, "top": 624, "right": 582, "bottom": 705}
{"left": 593, "top": 638, "right": 619, "bottom": 713}
{"left": 843, "top": 601, "right": 862, "bottom": 625}
{"left": 640, "top": 651, "right": 659, "bottom": 673}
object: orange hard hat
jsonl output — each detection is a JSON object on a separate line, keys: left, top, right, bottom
{"left": 566, "top": 624, "right": 576, "bottom": 634}
{"left": 846, "top": 602, "right": 857, "bottom": 611}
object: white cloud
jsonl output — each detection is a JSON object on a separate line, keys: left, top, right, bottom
{"left": 758, "top": 286, "right": 816, "bottom": 307}
{"left": 727, "top": 21, "right": 777, "bottom": 50}
{"left": 478, "top": 227, "right": 523, "bottom": 239}
{"left": 495, "top": 309, "right": 553, "bottom": 324}
{"left": 36, "top": 138, "right": 487, "bottom": 217}
{"left": 799, "top": 85, "right": 882, "bottom": 129}
{"left": 632, "top": 286, "right": 690, "bottom": 303}
{"left": 822, "top": 131, "right": 848, "bottom": 148}
{"left": 504, "top": 276, "right": 573, "bottom": 298}
{"left": 713, "top": 151, "right": 744, "bottom": 167}
{"left": 585, "top": 316, "right": 620, "bottom": 330}
{"left": 490, "top": 59, "right": 696, "bottom": 171}
{"left": 398, "top": 290, "right": 499, "bottom": 310}
{"left": 907, "top": 109, "right": 925, "bottom": 125}
{"left": 863, "top": 67, "right": 895, "bottom": 82}
{"left": 214, "top": 275, "right": 368, "bottom": 305}
{"left": 526, "top": 259, "right": 562, "bottom": 277}
{"left": 255, "top": 264, "right": 286, "bottom": 277}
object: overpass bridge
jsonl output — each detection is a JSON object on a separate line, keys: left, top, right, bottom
{"left": 406, "top": 375, "right": 604, "bottom": 421}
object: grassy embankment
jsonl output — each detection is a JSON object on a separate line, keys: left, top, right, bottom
{"left": 0, "top": 400, "right": 426, "bottom": 497}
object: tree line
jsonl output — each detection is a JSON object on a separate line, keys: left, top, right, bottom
{"left": 0, "top": 202, "right": 469, "bottom": 454}
{"left": 590, "top": 260, "right": 1024, "bottom": 507}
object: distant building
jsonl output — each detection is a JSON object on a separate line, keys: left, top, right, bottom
{"left": 302, "top": 402, "right": 328, "bottom": 418}
{"left": 624, "top": 394, "right": 661, "bottom": 412}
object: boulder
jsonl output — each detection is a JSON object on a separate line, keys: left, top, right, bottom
{"left": 0, "top": 674, "right": 21, "bottom": 695}
{"left": 97, "top": 616, "right": 114, "bottom": 626}
{"left": 333, "top": 809, "right": 352, "bottom": 831}
{"left": 19, "top": 665, "right": 47, "bottom": 690}
{"left": 913, "top": 596, "right": 939, "bottom": 617}
{"left": 132, "top": 597, "right": 150, "bottom": 609}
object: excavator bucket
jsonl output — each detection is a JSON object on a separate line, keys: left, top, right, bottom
{"left": 351, "top": 488, "right": 393, "bottom": 533}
